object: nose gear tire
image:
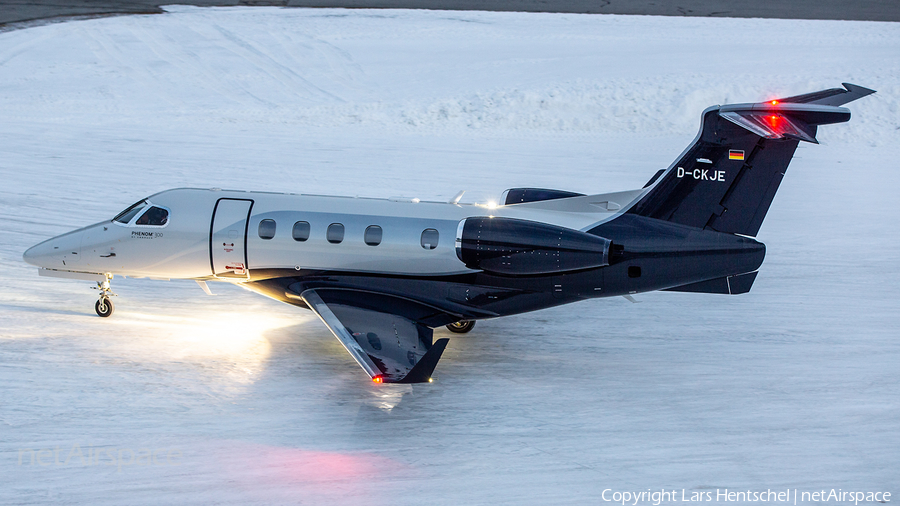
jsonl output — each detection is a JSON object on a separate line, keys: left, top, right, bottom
{"left": 95, "top": 298, "right": 114, "bottom": 318}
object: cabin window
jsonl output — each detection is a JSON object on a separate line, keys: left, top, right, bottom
{"left": 420, "top": 228, "right": 439, "bottom": 250}
{"left": 135, "top": 206, "right": 169, "bottom": 226}
{"left": 113, "top": 201, "right": 146, "bottom": 224}
{"left": 292, "top": 221, "right": 310, "bottom": 242}
{"left": 364, "top": 225, "right": 382, "bottom": 246}
{"left": 258, "top": 219, "right": 276, "bottom": 239}
{"left": 327, "top": 223, "right": 344, "bottom": 244}
{"left": 628, "top": 266, "right": 642, "bottom": 278}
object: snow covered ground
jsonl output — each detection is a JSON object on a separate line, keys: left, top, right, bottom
{"left": 1, "top": 6, "right": 899, "bottom": 505}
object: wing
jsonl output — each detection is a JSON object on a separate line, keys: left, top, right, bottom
{"left": 301, "top": 289, "right": 450, "bottom": 383}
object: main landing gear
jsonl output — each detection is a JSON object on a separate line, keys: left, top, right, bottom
{"left": 92, "top": 275, "right": 117, "bottom": 318}
{"left": 446, "top": 320, "right": 475, "bottom": 334}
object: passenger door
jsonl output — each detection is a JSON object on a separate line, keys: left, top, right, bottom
{"left": 210, "top": 198, "right": 253, "bottom": 279}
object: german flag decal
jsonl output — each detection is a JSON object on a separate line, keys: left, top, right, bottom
{"left": 729, "top": 150, "right": 745, "bottom": 161}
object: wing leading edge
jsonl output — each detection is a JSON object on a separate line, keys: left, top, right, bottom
{"left": 301, "top": 289, "right": 450, "bottom": 383}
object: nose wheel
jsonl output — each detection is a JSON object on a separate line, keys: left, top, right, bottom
{"left": 95, "top": 297, "right": 114, "bottom": 317}
{"left": 446, "top": 320, "right": 475, "bottom": 334}
{"left": 92, "top": 276, "right": 117, "bottom": 318}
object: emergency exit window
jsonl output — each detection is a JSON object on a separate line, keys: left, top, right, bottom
{"left": 421, "top": 228, "right": 439, "bottom": 250}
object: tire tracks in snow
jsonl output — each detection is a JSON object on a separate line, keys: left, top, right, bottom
{"left": 208, "top": 21, "right": 348, "bottom": 105}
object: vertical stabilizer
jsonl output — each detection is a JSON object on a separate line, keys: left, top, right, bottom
{"left": 627, "top": 84, "right": 874, "bottom": 237}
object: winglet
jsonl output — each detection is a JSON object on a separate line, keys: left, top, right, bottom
{"left": 395, "top": 338, "right": 449, "bottom": 384}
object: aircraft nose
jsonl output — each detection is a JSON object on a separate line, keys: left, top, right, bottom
{"left": 22, "top": 246, "right": 37, "bottom": 265}
{"left": 23, "top": 246, "right": 35, "bottom": 265}
{"left": 23, "top": 231, "right": 84, "bottom": 269}
{"left": 23, "top": 242, "right": 49, "bottom": 267}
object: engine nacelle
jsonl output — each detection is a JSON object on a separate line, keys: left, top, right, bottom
{"left": 455, "top": 217, "right": 610, "bottom": 275}
{"left": 501, "top": 187, "right": 584, "bottom": 205}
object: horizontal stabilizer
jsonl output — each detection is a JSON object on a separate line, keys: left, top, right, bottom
{"left": 719, "top": 102, "right": 850, "bottom": 144}
{"left": 779, "top": 82, "right": 876, "bottom": 107}
{"left": 719, "top": 83, "right": 874, "bottom": 144}
{"left": 663, "top": 271, "right": 758, "bottom": 295}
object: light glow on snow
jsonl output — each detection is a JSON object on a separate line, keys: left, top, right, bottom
{"left": 210, "top": 441, "right": 405, "bottom": 500}
{"left": 108, "top": 310, "right": 292, "bottom": 385}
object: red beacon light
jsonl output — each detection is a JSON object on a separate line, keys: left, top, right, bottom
{"left": 770, "top": 100, "right": 779, "bottom": 105}
{"left": 372, "top": 375, "right": 384, "bottom": 384}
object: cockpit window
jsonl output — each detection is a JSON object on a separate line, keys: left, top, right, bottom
{"left": 135, "top": 206, "right": 169, "bottom": 226}
{"left": 113, "top": 201, "right": 147, "bottom": 224}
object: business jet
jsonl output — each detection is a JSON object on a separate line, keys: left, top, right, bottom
{"left": 23, "top": 83, "right": 874, "bottom": 383}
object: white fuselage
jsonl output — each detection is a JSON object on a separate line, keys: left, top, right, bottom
{"left": 24, "top": 187, "right": 645, "bottom": 281}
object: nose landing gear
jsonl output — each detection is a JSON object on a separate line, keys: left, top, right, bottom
{"left": 92, "top": 275, "right": 117, "bottom": 317}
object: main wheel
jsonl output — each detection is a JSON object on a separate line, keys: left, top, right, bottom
{"left": 95, "top": 297, "right": 114, "bottom": 318}
{"left": 446, "top": 320, "right": 475, "bottom": 334}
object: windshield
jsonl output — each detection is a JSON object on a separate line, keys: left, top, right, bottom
{"left": 135, "top": 206, "right": 169, "bottom": 226}
{"left": 113, "top": 200, "right": 147, "bottom": 224}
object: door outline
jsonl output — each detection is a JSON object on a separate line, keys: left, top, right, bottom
{"left": 209, "top": 198, "right": 254, "bottom": 278}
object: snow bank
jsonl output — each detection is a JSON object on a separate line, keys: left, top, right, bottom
{"left": 0, "top": 6, "right": 897, "bottom": 142}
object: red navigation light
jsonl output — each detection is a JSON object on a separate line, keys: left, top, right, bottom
{"left": 372, "top": 376, "right": 383, "bottom": 384}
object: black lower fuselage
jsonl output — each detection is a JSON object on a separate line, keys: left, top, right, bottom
{"left": 246, "top": 213, "right": 765, "bottom": 326}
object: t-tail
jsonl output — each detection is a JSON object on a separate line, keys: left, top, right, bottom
{"left": 629, "top": 83, "right": 875, "bottom": 237}
{"left": 591, "top": 83, "right": 874, "bottom": 297}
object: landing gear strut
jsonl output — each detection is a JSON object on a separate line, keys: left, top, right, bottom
{"left": 446, "top": 320, "right": 475, "bottom": 334}
{"left": 92, "top": 275, "right": 117, "bottom": 318}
